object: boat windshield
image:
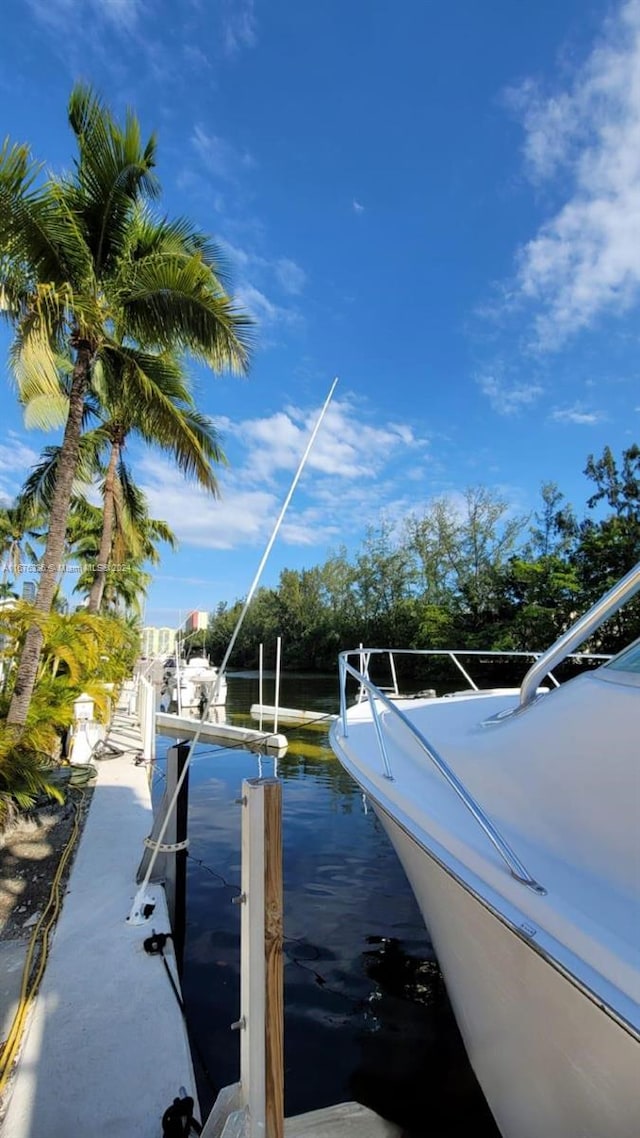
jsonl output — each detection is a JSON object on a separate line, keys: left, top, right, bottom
{"left": 603, "top": 637, "right": 640, "bottom": 673}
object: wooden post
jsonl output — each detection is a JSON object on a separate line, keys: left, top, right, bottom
{"left": 264, "top": 780, "right": 284, "bottom": 1138}
{"left": 239, "top": 778, "right": 284, "bottom": 1138}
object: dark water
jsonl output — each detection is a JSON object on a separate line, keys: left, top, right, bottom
{"left": 155, "top": 672, "right": 499, "bottom": 1137}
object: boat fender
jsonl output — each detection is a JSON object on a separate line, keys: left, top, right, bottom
{"left": 161, "top": 1092, "right": 202, "bottom": 1136}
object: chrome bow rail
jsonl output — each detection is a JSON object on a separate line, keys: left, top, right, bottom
{"left": 519, "top": 560, "right": 640, "bottom": 706}
{"left": 345, "top": 646, "right": 608, "bottom": 702}
{"left": 336, "top": 649, "right": 566, "bottom": 895}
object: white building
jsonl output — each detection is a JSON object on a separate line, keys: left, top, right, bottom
{"left": 141, "top": 626, "right": 177, "bottom": 658}
{"left": 185, "top": 610, "right": 209, "bottom": 633}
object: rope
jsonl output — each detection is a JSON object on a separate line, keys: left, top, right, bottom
{"left": 0, "top": 789, "right": 86, "bottom": 1095}
{"left": 143, "top": 932, "right": 218, "bottom": 1101}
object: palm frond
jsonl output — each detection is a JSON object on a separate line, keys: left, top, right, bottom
{"left": 127, "top": 206, "right": 233, "bottom": 286}
{"left": 11, "top": 313, "right": 65, "bottom": 405}
{"left": 119, "top": 254, "right": 253, "bottom": 372}
{"left": 20, "top": 430, "right": 109, "bottom": 514}
{"left": 22, "top": 390, "right": 70, "bottom": 430}
{"left": 68, "top": 83, "right": 159, "bottom": 274}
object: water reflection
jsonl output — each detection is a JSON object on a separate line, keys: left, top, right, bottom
{"left": 156, "top": 672, "right": 499, "bottom": 1137}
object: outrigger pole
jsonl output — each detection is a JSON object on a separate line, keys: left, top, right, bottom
{"left": 128, "top": 377, "right": 339, "bottom": 924}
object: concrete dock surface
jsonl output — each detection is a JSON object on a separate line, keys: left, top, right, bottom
{"left": 0, "top": 707, "right": 196, "bottom": 1138}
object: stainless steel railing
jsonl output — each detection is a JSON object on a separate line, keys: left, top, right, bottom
{"left": 519, "top": 561, "right": 640, "bottom": 706}
{"left": 344, "top": 646, "right": 608, "bottom": 704}
{"left": 337, "top": 654, "right": 546, "bottom": 894}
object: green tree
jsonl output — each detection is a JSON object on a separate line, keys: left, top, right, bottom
{"left": 406, "top": 488, "right": 525, "bottom": 643}
{"left": 502, "top": 483, "right": 580, "bottom": 649}
{"left": 1, "top": 85, "right": 251, "bottom": 726}
{"left": 572, "top": 444, "right": 640, "bottom": 650}
{"left": 353, "top": 523, "right": 417, "bottom": 646}
{"left": 60, "top": 490, "right": 176, "bottom": 618}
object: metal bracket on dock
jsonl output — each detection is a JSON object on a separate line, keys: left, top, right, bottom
{"left": 143, "top": 835, "right": 189, "bottom": 854}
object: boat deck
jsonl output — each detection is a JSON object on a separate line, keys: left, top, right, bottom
{"left": 0, "top": 704, "right": 196, "bottom": 1138}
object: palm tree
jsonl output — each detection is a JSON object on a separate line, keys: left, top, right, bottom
{"left": 0, "top": 500, "right": 42, "bottom": 587}
{"left": 86, "top": 350, "right": 225, "bottom": 612}
{"left": 0, "top": 85, "right": 251, "bottom": 726}
{"left": 0, "top": 601, "right": 139, "bottom": 824}
{"left": 22, "top": 352, "right": 226, "bottom": 613}
{"left": 68, "top": 494, "right": 177, "bottom": 618}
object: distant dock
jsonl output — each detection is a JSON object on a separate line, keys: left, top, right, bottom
{"left": 156, "top": 711, "right": 288, "bottom": 755}
{"left": 250, "top": 704, "right": 336, "bottom": 726}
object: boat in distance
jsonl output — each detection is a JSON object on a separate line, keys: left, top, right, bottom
{"left": 161, "top": 653, "right": 227, "bottom": 711}
{"left": 329, "top": 566, "right": 640, "bottom": 1138}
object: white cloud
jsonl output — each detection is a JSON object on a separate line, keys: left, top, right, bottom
{"left": 511, "top": 0, "right": 640, "bottom": 348}
{"left": 229, "top": 398, "right": 423, "bottom": 485}
{"left": 137, "top": 397, "right": 427, "bottom": 554}
{"left": 0, "top": 437, "right": 39, "bottom": 473}
{"left": 0, "top": 436, "right": 40, "bottom": 505}
{"left": 182, "top": 44, "right": 212, "bottom": 73}
{"left": 214, "top": 244, "right": 307, "bottom": 329}
{"left": 139, "top": 454, "right": 277, "bottom": 551}
{"left": 234, "top": 284, "right": 301, "bottom": 330}
{"left": 275, "top": 258, "right": 306, "bottom": 295}
{"left": 477, "top": 374, "right": 544, "bottom": 415}
{"left": 550, "top": 405, "right": 605, "bottom": 425}
{"left": 222, "top": 0, "right": 257, "bottom": 57}
{"left": 27, "top": 0, "right": 143, "bottom": 32}
{"left": 353, "top": 200, "right": 365, "bottom": 214}
{"left": 191, "top": 126, "right": 255, "bottom": 182}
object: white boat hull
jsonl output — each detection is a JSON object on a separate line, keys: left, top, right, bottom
{"left": 378, "top": 807, "right": 640, "bottom": 1138}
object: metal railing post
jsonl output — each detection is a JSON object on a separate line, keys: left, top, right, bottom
{"left": 339, "top": 655, "right": 348, "bottom": 737}
{"left": 138, "top": 675, "right": 155, "bottom": 762}
{"left": 368, "top": 691, "right": 394, "bottom": 780}
{"left": 337, "top": 655, "right": 545, "bottom": 893}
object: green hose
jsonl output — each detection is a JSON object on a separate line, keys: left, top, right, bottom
{"left": 67, "top": 764, "right": 98, "bottom": 788}
{"left": 44, "top": 763, "right": 98, "bottom": 790}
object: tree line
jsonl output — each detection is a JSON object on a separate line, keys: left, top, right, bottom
{"left": 202, "top": 445, "right": 640, "bottom": 676}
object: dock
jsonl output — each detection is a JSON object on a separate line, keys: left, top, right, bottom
{"left": 250, "top": 704, "right": 336, "bottom": 726}
{"left": 0, "top": 680, "right": 401, "bottom": 1138}
{"left": 0, "top": 700, "right": 196, "bottom": 1138}
{"left": 157, "top": 710, "right": 288, "bottom": 755}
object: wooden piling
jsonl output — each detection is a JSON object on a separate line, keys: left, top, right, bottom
{"left": 264, "top": 780, "right": 284, "bottom": 1138}
{"left": 240, "top": 777, "right": 284, "bottom": 1138}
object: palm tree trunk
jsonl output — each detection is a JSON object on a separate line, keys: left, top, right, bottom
{"left": 7, "top": 347, "right": 91, "bottom": 728}
{"left": 87, "top": 437, "right": 120, "bottom": 614}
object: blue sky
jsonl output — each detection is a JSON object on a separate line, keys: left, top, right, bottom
{"left": 1, "top": 0, "right": 640, "bottom": 628}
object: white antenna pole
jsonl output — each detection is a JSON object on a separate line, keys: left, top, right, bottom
{"left": 175, "top": 633, "right": 182, "bottom": 716}
{"left": 214, "top": 377, "right": 338, "bottom": 691}
{"left": 273, "top": 635, "right": 282, "bottom": 736}
{"left": 128, "top": 378, "right": 339, "bottom": 924}
{"left": 258, "top": 643, "right": 264, "bottom": 733}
